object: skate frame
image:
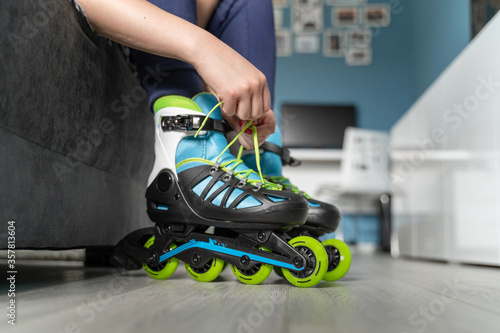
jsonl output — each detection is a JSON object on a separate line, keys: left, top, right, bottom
{"left": 112, "top": 225, "right": 313, "bottom": 274}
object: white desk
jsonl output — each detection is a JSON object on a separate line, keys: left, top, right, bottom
{"left": 288, "top": 148, "right": 343, "bottom": 162}
{"left": 283, "top": 149, "right": 342, "bottom": 199}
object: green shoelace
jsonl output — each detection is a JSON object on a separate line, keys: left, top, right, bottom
{"left": 175, "top": 102, "right": 282, "bottom": 191}
{"left": 268, "top": 175, "right": 312, "bottom": 199}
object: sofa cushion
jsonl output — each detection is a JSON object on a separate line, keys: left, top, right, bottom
{"left": 0, "top": 0, "right": 155, "bottom": 248}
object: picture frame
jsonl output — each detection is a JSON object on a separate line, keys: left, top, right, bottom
{"left": 275, "top": 30, "right": 292, "bottom": 57}
{"left": 293, "top": 0, "right": 324, "bottom": 34}
{"left": 333, "top": 7, "right": 359, "bottom": 27}
{"left": 323, "top": 30, "right": 344, "bottom": 57}
{"left": 326, "top": 0, "right": 366, "bottom": 4}
{"left": 362, "top": 5, "right": 391, "bottom": 27}
{"left": 274, "top": 9, "right": 284, "bottom": 28}
{"left": 346, "top": 47, "right": 372, "bottom": 66}
{"left": 272, "top": 0, "right": 289, "bottom": 8}
{"left": 295, "top": 34, "right": 320, "bottom": 53}
{"left": 345, "top": 28, "right": 372, "bottom": 48}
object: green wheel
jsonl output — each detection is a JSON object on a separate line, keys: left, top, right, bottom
{"left": 231, "top": 248, "right": 273, "bottom": 285}
{"left": 321, "top": 239, "right": 351, "bottom": 281}
{"left": 282, "top": 236, "right": 328, "bottom": 288}
{"left": 185, "top": 257, "right": 224, "bottom": 282}
{"left": 142, "top": 236, "right": 179, "bottom": 280}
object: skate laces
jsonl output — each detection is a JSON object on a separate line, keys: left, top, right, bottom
{"left": 268, "top": 176, "right": 312, "bottom": 199}
{"left": 177, "top": 102, "right": 281, "bottom": 191}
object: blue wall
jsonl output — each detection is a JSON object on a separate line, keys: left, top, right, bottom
{"left": 409, "top": 1, "right": 471, "bottom": 100}
{"left": 274, "top": 0, "right": 471, "bottom": 132}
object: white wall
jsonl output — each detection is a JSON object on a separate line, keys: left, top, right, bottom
{"left": 390, "top": 13, "right": 500, "bottom": 265}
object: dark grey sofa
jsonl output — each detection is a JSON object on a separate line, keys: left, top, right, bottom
{"left": 0, "top": 0, "right": 154, "bottom": 249}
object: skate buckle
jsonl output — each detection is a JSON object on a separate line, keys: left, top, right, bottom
{"left": 261, "top": 142, "right": 302, "bottom": 167}
{"left": 280, "top": 147, "right": 301, "bottom": 167}
{"left": 161, "top": 115, "right": 202, "bottom": 131}
{"left": 161, "top": 115, "right": 231, "bottom": 133}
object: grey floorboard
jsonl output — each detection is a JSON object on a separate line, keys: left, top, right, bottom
{"left": 1, "top": 253, "right": 499, "bottom": 333}
{"left": 360, "top": 254, "right": 500, "bottom": 315}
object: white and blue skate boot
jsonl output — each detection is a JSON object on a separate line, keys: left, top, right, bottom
{"left": 111, "top": 93, "right": 329, "bottom": 287}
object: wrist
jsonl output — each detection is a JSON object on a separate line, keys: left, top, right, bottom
{"left": 185, "top": 30, "right": 218, "bottom": 71}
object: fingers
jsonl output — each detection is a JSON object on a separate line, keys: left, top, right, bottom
{"left": 237, "top": 116, "right": 275, "bottom": 149}
{"left": 221, "top": 97, "right": 237, "bottom": 118}
{"left": 249, "top": 74, "right": 270, "bottom": 120}
{"left": 254, "top": 110, "right": 276, "bottom": 138}
{"left": 220, "top": 98, "right": 276, "bottom": 150}
{"left": 219, "top": 73, "right": 270, "bottom": 121}
{"left": 238, "top": 135, "right": 254, "bottom": 150}
{"left": 262, "top": 81, "right": 271, "bottom": 116}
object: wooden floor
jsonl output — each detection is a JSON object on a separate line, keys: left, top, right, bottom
{"left": 1, "top": 252, "right": 499, "bottom": 333}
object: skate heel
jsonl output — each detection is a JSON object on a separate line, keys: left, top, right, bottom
{"left": 110, "top": 228, "right": 156, "bottom": 270}
{"left": 110, "top": 251, "right": 142, "bottom": 270}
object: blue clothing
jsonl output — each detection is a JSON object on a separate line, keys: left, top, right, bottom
{"left": 131, "top": 0, "right": 276, "bottom": 110}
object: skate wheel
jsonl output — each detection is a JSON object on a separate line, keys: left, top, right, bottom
{"left": 185, "top": 258, "right": 224, "bottom": 282}
{"left": 273, "top": 266, "right": 284, "bottom": 278}
{"left": 282, "top": 236, "right": 328, "bottom": 288}
{"left": 231, "top": 247, "right": 272, "bottom": 285}
{"left": 321, "top": 239, "right": 351, "bottom": 281}
{"left": 142, "top": 236, "right": 179, "bottom": 280}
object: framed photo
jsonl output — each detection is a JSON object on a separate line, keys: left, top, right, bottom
{"left": 272, "top": 0, "right": 289, "bottom": 8}
{"left": 363, "top": 5, "right": 391, "bottom": 27}
{"left": 346, "top": 48, "right": 372, "bottom": 66}
{"left": 293, "top": 0, "right": 323, "bottom": 34}
{"left": 323, "top": 30, "right": 344, "bottom": 57}
{"left": 274, "top": 9, "right": 284, "bottom": 28}
{"left": 345, "top": 28, "right": 372, "bottom": 48}
{"left": 326, "top": 0, "right": 366, "bottom": 4}
{"left": 295, "top": 34, "right": 320, "bottom": 53}
{"left": 275, "top": 30, "right": 292, "bottom": 57}
{"left": 333, "top": 7, "right": 359, "bottom": 26}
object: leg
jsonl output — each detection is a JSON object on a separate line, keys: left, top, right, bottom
{"left": 197, "top": 0, "right": 220, "bottom": 29}
{"left": 206, "top": 0, "right": 276, "bottom": 107}
{"left": 131, "top": 0, "right": 204, "bottom": 109}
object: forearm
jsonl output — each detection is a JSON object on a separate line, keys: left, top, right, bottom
{"left": 77, "top": 0, "right": 273, "bottom": 128}
{"left": 77, "top": 0, "right": 213, "bottom": 66}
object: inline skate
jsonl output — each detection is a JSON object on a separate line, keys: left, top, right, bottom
{"left": 237, "top": 126, "right": 351, "bottom": 281}
{"left": 111, "top": 93, "right": 329, "bottom": 287}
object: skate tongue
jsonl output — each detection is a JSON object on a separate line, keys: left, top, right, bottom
{"left": 192, "top": 93, "right": 261, "bottom": 182}
{"left": 192, "top": 93, "right": 223, "bottom": 120}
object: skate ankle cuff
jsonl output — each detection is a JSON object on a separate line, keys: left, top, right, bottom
{"left": 261, "top": 142, "right": 301, "bottom": 167}
{"left": 161, "top": 115, "right": 231, "bottom": 133}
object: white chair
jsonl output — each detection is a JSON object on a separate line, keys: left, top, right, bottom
{"left": 317, "top": 127, "right": 391, "bottom": 248}
{"left": 339, "top": 127, "right": 391, "bottom": 194}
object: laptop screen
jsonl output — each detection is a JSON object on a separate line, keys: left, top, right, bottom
{"left": 281, "top": 104, "right": 356, "bottom": 149}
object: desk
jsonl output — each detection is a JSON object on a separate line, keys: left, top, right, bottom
{"left": 288, "top": 148, "right": 343, "bottom": 162}
{"left": 283, "top": 149, "right": 342, "bottom": 198}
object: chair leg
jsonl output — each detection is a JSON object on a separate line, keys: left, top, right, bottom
{"left": 379, "top": 194, "right": 391, "bottom": 252}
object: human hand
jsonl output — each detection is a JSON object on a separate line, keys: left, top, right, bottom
{"left": 192, "top": 36, "right": 272, "bottom": 122}
{"left": 224, "top": 109, "right": 276, "bottom": 149}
